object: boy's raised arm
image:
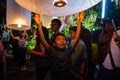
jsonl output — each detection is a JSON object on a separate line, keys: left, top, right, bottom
{"left": 71, "top": 11, "right": 85, "bottom": 48}
{"left": 34, "top": 13, "right": 49, "bottom": 49}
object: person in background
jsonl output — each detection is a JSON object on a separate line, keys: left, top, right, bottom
{"left": 80, "top": 26, "right": 95, "bottom": 80}
{"left": 48, "top": 18, "right": 62, "bottom": 40}
{"left": 97, "top": 19, "right": 115, "bottom": 80}
{"left": 0, "top": 36, "right": 6, "bottom": 80}
{"left": 34, "top": 11, "right": 85, "bottom": 80}
{"left": 9, "top": 30, "right": 19, "bottom": 64}
{"left": 9, "top": 30, "right": 29, "bottom": 71}
{"left": 69, "top": 27, "right": 88, "bottom": 80}
{"left": 108, "top": 31, "right": 120, "bottom": 80}
{"left": 29, "top": 26, "right": 49, "bottom": 80}
{"left": 2, "top": 29, "right": 10, "bottom": 53}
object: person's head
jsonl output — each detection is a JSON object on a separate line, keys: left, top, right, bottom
{"left": 51, "top": 33, "right": 67, "bottom": 49}
{"left": 104, "top": 19, "right": 114, "bottom": 31}
{"left": 51, "top": 18, "right": 62, "bottom": 33}
{"left": 69, "top": 26, "right": 77, "bottom": 39}
{"left": 19, "top": 31, "right": 27, "bottom": 39}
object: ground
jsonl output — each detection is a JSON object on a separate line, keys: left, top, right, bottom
{"left": 3, "top": 50, "right": 37, "bottom": 80}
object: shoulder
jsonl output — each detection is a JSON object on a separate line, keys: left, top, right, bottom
{"left": 76, "top": 40, "right": 86, "bottom": 48}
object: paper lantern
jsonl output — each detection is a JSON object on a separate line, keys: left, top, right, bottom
{"left": 15, "top": 0, "right": 101, "bottom": 16}
{"left": 6, "top": 0, "right": 31, "bottom": 30}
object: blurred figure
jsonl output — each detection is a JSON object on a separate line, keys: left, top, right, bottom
{"left": 2, "top": 29, "right": 10, "bottom": 53}
{"left": 9, "top": 30, "right": 28, "bottom": 71}
{"left": 97, "top": 19, "right": 115, "bottom": 80}
{"left": 80, "top": 26, "right": 95, "bottom": 80}
{"left": 0, "top": 36, "right": 6, "bottom": 80}
{"left": 9, "top": 30, "right": 19, "bottom": 63}
{"left": 48, "top": 18, "right": 62, "bottom": 40}
{"left": 29, "top": 26, "right": 49, "bottom": 80}
{"left": 69, "top": 27, "right": 88, "bottom": 80}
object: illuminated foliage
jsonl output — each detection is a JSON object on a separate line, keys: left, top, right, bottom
{"left": 82, "top": 10, "right": 99, "bottom": 31}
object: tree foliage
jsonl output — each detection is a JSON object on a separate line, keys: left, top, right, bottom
{"left": 82, "top": 10, "right": 99, "bottom": 31}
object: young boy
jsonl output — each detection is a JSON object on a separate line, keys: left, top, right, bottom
{"left": 35, "top": 11, "right": 85, "bottom": 80}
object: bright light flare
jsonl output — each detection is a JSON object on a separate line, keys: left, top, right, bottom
{"left": 16, "top": 20, "right": 23, "bottom": 28}
{"left": 102, "top": 0, "right": 106, "bottom": 18}
{"left": 53, "top": 0, "right": 68, "bottom": 7}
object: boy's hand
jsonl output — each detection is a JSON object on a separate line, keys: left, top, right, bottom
{"left": 34, "top": 13, "right": 41, "bottom": 25}
{"left": 78, "top": 11, "right": 85, "bottom": 22}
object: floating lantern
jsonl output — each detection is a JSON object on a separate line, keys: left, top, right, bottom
{"left": 15, "top": 0, "right": 101, "bottom": 16}
{"left": 6, "top": 0, "right": 31, "bottom": 30}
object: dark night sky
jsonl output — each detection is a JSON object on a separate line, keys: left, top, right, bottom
{"left": 0, "top": 0, "right": 6, "bottom": 24}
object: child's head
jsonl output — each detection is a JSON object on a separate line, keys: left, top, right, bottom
{"left": 21, "top": 31, "right": 26, "bottom": 36}
{"left": 51, "top": 18, "right": 62, "bottom": 33}
{"left": 19, "top": 31, "right": 27, "bottom": 39}
{"left": 51, "top": 33, "right": 67, "bottom": 49}
{"left": 69, "top": 26, "right": 77, "bottom": 39}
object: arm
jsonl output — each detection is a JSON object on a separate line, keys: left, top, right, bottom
{"left": 9, "top": 29, "right": 18, "bottom": 40}
{"left": 34, "top": 14, "right": 49, "bottom": 49}
{"left": 71, "top": 11, "right": 85, "bottom": 48}
{"left": 29, "top": 50, "right": 44, "bottom": 56}
{"left": 24, "top": 30, "right": 29, "bottom": 40}
{"left": 29, "top": 42, "right": 46, "bottom": 56}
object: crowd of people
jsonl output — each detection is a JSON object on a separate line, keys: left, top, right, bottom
{"left": 0, "top": 11, "right": 120, "bottom": 80}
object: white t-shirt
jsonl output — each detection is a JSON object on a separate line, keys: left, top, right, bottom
{"left": 16, "top": 37, "right": 28, "bottom": 48}
{"left": 103, "top": 30, "right": 120, "bottom": 69}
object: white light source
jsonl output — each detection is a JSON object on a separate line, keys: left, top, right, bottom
{"left": 6, "top": 0, "right": 31, "bottom": 30}
{"left": 17, "top": 20, "right": 22, "bottom": 28}
{"left": 53, "top": 0, "right": 68, "bottom": 7}
{"left": 102, "top": 0, "right": 106, "bottom": 18}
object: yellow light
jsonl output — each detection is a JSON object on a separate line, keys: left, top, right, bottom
{"left": 16, "top": 20, "right": 23, "bottom": 28}
{"left": 18, "top": 22, "right": 21, "bottom": 27}
{"left": 53, "top": 0, "right": 67, "bottom": 7}
{"left": 57, "top": 3, "right": 64, "bottom": 7}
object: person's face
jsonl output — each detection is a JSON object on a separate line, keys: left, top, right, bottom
{"left": 69, "top": 30, "right": 76, "bottom": 39}
{"left": 51, "top": 22, "right": 60, "bottom": 32}
{"left": 21, "top": 32, "right": 26, "bottom": 37}
{"left": 53, "top": 35, "right": 67, "bottom": 49}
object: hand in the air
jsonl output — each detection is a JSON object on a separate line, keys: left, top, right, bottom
{"left": 34, "top": 13, "right": 41, "bottom": 25}
{"left": 78, "top": 11, "right": 85, "bottom": 22}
